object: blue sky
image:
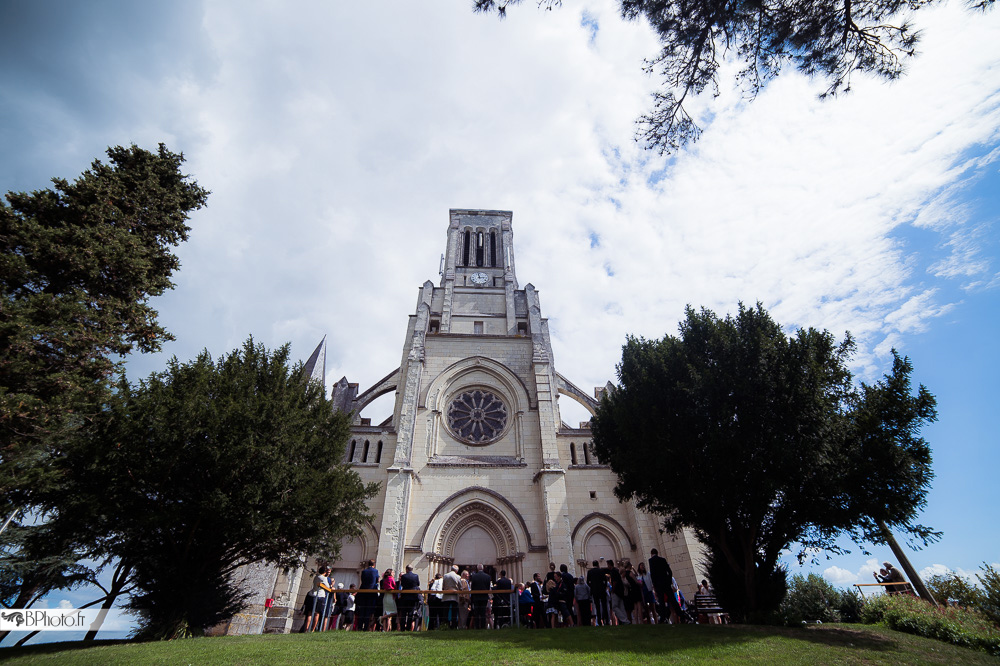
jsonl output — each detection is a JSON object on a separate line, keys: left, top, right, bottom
{"left": 1, "top": 0, "right": 998, "bottom": 644}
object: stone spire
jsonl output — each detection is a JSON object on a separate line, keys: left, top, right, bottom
{"left": 302, "top": 336, "right": 326, "bottom": 387}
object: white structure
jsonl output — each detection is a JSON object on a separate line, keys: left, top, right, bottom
{"left": 226, "top": 209, "right": 703, "bottom": 633}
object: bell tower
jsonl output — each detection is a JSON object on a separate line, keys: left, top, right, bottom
{"left": 439, "top": 209, "right": 520, "bottom": 335}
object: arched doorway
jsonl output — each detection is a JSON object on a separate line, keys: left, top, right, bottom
{"left": 432, "top": 500, "right": 525, "bottom": 583}
{"left": 330, "top": 536, "right": 365, "bottom": 589}
{"left": 584, "top": 531, "right": 617, "bottom": 564}
{"left": 571, "top": 513, "right": 633, "bottom": 571}
{"left": 452, "top": 524, "right": 499, "bottom": 579}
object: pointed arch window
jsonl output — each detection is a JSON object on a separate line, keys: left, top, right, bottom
{"left": 570, "top": 442, "right": 578, "bottom": 465}
{"left": 362, "top": 440, "right": 370, "bottom": 463}
{"left": 583, "top": 441, "right": 591, "bottom": 465}
{"left": 375, "top": 441, "right": 383, "bottom": 464}
{"left": 348, "top": 439, "right": 357, "bottom": 463}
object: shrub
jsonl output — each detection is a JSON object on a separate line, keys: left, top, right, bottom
{"left": 860, "top": 591, "right": 1000, "bottom": 657}
{"left": 859, "top": 592, "right": 890, "bottom": 624}
{"left": 780, "top": 573, "right": 842, "bottom": 626}
{"left": 836, "top": 586, "right": 863, "bottom": 623}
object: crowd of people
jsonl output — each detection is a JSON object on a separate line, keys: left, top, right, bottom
{"left": 300, "top": 549, "right": 708, "bottom": 632}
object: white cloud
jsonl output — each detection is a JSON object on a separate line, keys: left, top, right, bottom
{"left": 824, "top": 566, "right": 858, "bottom": 586}
{"left": 920, "top": 562, "right": 955, "bottom": 580}
{"left": 920, "top": 562, "right": 1000, "bottom": 585}
{"left": 3, "top": 1, "right": 997, "bottom": 396}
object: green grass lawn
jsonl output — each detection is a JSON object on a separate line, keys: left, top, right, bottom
{"left": 1, "top": 624, "right": 995, "bottom": 665}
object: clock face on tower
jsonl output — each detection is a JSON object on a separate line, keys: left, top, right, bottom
{"left": 470, "top": 272, "right": 489, "bottom": 286}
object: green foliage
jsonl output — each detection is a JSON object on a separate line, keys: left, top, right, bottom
{"left": 591, "top": 303, "right": 937, "bottom": 620}
{"left": 780, "top": 574, "right": 842, "bottom": 626}
{"left": 926, "top": 572, "right": 984, "bottom": 610}
{"left": 860, "top": 592, "right": 1000, "bottom": 657}
{"left": 836, "top": 586, "right": 864, "bottom": 623}
{"left": 976, "top": 563, "right": 1000, "bottom": 627}
{"left": 57, "top": 338, "right": 378, "bottom": 640}
{"left": 474, "top": 1, "right": 994, "bottom": 154}
{"left": 0, "top": 522, "right": 90, "bottom": 609}
{"left": 0, "top": 144, "right": 208, "bottom": 504}
{"left": 835, "top": 354, "right": 940, "bottom": 547}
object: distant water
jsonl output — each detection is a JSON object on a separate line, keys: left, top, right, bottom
{"left": 0, "top": 629, "right": 133, "bottom": 647}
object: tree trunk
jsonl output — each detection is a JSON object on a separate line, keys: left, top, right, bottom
{"left": 83, "top": 592, "right": 118, "bottom": 641}
{"left": 877, "top": 519, "right": 938, "bottom": 607}
{"left": 84, "top": 560, "right": 134, "bottom": 641}
{"left": 13, "top": 630, "right": 39, "bottom": 647}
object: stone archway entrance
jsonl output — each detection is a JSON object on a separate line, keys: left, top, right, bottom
{"left": 431, "top": 501, "right": 525, "bottom": 583}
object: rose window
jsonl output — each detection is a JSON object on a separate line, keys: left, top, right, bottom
{"left": 447, "top": 390, "right": 508, "bottom": 444}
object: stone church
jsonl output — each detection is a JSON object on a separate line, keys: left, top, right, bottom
{"left": 225, "top": 209, "right": 702, "bottom": 634}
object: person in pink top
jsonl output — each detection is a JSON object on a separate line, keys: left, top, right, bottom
{"left": 380, "top": 568, "right": 399, "bottom": 631}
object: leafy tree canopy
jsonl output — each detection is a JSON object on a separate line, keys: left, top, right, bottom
{"left": 0, "top": 144, "right": 208, "bottom": 504}
{"left": 591, "top": 303, "right": 937, "bottom": 619}
{"left": 56, "top": 338, "right": 379, "bottom": 639}
{"left": 925, "top": 571, "right": 984, "bottom": 609}
{"left": 475, "top": 0, "right": 995, "bottom": 153}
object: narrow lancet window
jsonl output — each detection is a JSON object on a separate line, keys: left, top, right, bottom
{"left": 348, "top": 440, "right": 356, "bottom": 462}
{"left": 462, "top": 230, "right": 471, "bottom": 266}
{"left": 570, "top": 442, "right": 577, "bottom": 465}
{"left": 375, "top": 441, "right": 383, "bottom": 464}
{"left": 490, "top": 231, "right": 497, "bottom": 267}
{"left": 476, "top": 231, "right": 485, "bottom": 266}
{"left": 362, "top": 440, "right": 370, "bottom": 463}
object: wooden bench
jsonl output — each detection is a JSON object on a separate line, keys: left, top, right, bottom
{"left": 693, "top": 593, "right": 730, "bottom": 624}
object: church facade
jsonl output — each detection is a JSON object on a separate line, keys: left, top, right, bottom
{"left": 225, "top": 209, "right": 703, "bottom": 634}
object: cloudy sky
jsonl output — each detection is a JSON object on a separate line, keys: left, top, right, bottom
{"left": 2, "top": 0, "right": 999, "bottom": 631}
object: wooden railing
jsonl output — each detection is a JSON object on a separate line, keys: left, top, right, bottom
{"left": 853, "top": 582, "right": 915, "bottom": 599}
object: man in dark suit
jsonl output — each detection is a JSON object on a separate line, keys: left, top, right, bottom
{"left": 398, "top": 565, "right": 421, "bottom": 630}
{"left": 587, "top": 559, "right": 610, "bottom": 626}
{"left": 529, "top": 573, "right": 545, "bottom": 628}
{"left": 558, "top": 564, "right": 576, "bottom": 626}
{"left": 492, "top": 569, "right": 514, "bottom": 628}
{"left": 469, "top": 564, "right": 492, "bottom": 629}
{"left": 358, "top": 559, "right": 379, "bottom": 631}
{"left": 648, "top": 548, "right": 684, "bottom": 623}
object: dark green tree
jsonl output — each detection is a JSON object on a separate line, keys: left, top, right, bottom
{"left": 0, "top": 144, "right": 208, "bottom": 505}
{"left": 591, "top": 304, "right": 937, "bottom": 620}
{"left": 58, "top": 338, "right": 378, "bottom": 640}
{"left": 475, "top": 0, "right": 994, "bottom": 153}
